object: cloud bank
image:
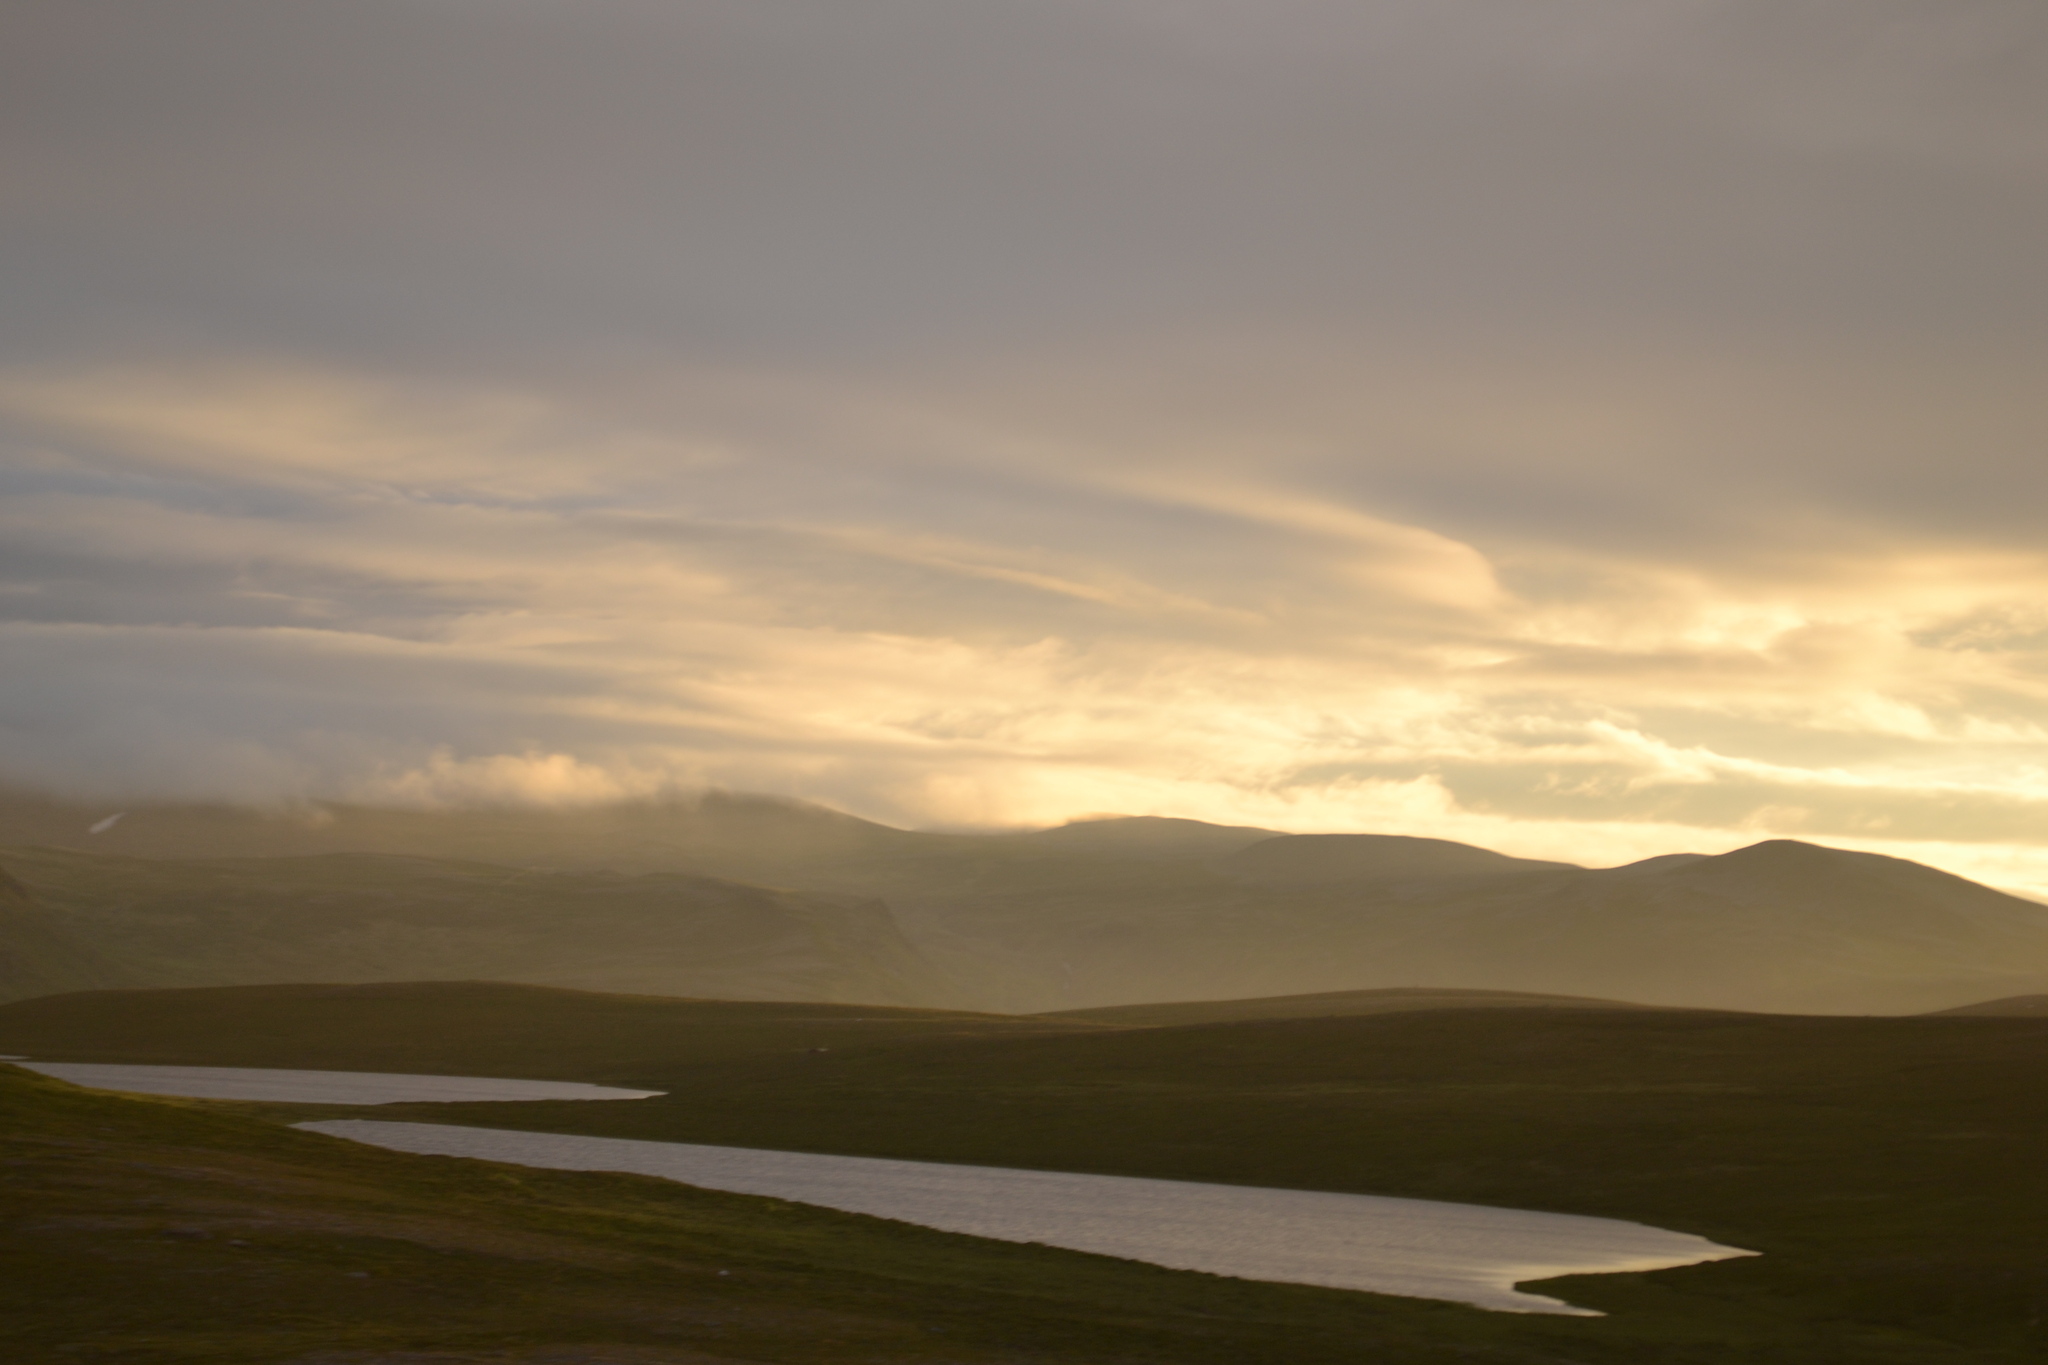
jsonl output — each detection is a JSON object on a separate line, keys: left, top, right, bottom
{"left": 4, "top": 1, "right": 2047, "bottom": 889}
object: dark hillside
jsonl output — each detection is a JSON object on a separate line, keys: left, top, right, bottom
{"left": 0, "top": 980, "right": 1083, "bottom": 1080}
{"left": 365, "top": 1007, "right": 2048, "bottom": 1359}
{"left": 12, "top": 1062, "right": 1638, "bottom": 1365}
{"left": 1120, "top": 838, "right": 2048, "bottom": 1016}
{"left": 11, "top": 984, "right": 2045, "bottom": 1359}
{"left": 10, "top": 790, "right": 2048, "bottom": 1014}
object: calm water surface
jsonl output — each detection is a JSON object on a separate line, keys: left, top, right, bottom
{"left": 304, "top": 1118, "right": 1756, "bottom": 1314}
{"left": 20, "top": 1059, "right": 1754, "bottom": 1313}
{"left": 18, "top": 1061, "right": 661, "bottom": 1104}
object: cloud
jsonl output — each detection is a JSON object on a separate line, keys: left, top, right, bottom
{"left": 3, "top": 2, "right": 2048, "bottom": 894}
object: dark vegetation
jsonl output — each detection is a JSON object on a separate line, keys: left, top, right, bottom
{"left": 6, "top": 981, "right": 2048, "bottom": 1362}
{"left": 8, "top": 1062, "right": 1625, "bottom": 1365}
{"left": 0, "top": 981, "right": 1091, "bottom": 1083}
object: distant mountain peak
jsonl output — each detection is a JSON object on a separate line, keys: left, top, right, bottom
{"left": 1600, "top": 853, "right": 1710, "bottom": 876}
{"left": 1686, "top": 839, "right": 1981, "bottom": 889}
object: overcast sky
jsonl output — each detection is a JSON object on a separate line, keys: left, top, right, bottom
{"left": 5, "top": 0, "right": 2047, "bottom": 884}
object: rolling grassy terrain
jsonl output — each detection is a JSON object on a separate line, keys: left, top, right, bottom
{"left": 11, "top": 789, "right": 2048, "bottom": 1013}
{"left": 0, "top": 981, "right": 1092, "bottom": 1082}
{"left": 6, "top": 982, "right": 2047, "bottom": 1361}
{"left": 10, "top": 1061, "right": 1655, "bottom": 1365}
{"left": 0, "top": 846, "right": 953, "bottom": 1008}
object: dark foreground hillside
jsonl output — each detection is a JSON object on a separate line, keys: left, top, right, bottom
{"left": 10, "top": 1063, "right": 1625, "bottom": 1365}
{"left": 8, "top": 982, "right": 2048, "bottom": 1360}
{"left": 10, "top": 1059, "right": 1992, "bottom": 1365}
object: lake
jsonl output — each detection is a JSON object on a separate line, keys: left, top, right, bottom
{"left": 15, "top": 1058, "right": 1755, "bottom": 1313}
{"left": 304, "top": 1118, "right": 1756, "bottom": 1314}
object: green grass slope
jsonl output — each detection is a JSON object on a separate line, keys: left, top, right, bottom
{"left": 0, "top": 846, "right": 955, "bottom": 1008}
{"left": 7, "top": 981, "right": 2046, "bottom": 1360}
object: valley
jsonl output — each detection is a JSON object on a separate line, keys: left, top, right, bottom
{"left": 8, "top": 795, "right": 2048, "bottom": 1361}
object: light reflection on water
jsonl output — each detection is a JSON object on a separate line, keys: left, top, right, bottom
{"left": 17, "top": 1059, "right": 1754, "bottom": 1313}
{"left": 303, "top": 1118, "right": 1756, "bottom": 1314}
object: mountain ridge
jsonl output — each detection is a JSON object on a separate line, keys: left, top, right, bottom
{"left": 6, "top": 789, "right": 2046, "bottom": 1015}
{"left": 0, "top": 842, "right": 958, "bottom": 1008}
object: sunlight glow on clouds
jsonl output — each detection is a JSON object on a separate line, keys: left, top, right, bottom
{"left": 4, "top": 0, "right": 2047, "bottom": 891}
{"left": 7, "top": 357, "right": 2048, "bottom": 894}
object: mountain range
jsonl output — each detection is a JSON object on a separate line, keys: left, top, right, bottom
{"left": 0, "top": 842, "right": 950, "bottom": 1008}
{"left": 5, "top": 788, "right": 2048, "bottom": 1013}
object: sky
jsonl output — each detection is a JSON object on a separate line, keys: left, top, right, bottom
{"left": 5, "top": 0, "right": 2048, "bottom": 887}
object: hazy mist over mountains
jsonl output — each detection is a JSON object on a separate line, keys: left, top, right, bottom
{"left": 7, "top": 2, "right": 2048, "bottom": 903}
{"left": 7, "top": 4, "right": 2048, "bottom": 1028}
{"left": 7, "top": 789, "right": 2046, "bottom": 1016}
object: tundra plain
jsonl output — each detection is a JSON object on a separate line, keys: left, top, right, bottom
{"left": 6, "top": 979, "right": 2048, "bottom": 1362}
